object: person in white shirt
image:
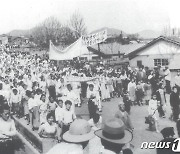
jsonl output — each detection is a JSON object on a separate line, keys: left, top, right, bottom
{"left": 38, "top": 112, "right": 61, "bottom": 142}
{"left": 148, "top": 94, "right": 159, "bottom": 132}
{"left": 26, "top": 75, "right": 33, "bottom": 91}
{"left": 127, "top": 78, "right": 136, "bottom": 105}
{"left": 10, "top": 88, "right": 20, "bottom": 117}
{"left": 71, "top": 81, "right": 81, "bottom": 107}
{"left": 47, "top": 96, "right": 57, "bottom": 118}
{"left": 55, "top": 99, "right": 64, "bottom": 127}
{"left": 62, "top": 100, "right": 76, "bottom": 134}
{"left": 34, "top": 88, "right": 42, "bottom": 102}
{"left": 0, "top": 83, "right": 8, "bottom": 100}
{"left": 39, "top": 94, "right": 48, "bottom": 125}
{"left": 39, "top": 76, "right": 47, "bottom": 93}
{"left": 0, "top": 103, "right": 17, "bottom": 154}
{"left": 28, "top": 91, "right": 40, "bottom": 130}
{"left": 2, "top": 79, "right": 11, "bottom": 101}
{"left": 63, "top": 84, "right": 77, "bottom": 110}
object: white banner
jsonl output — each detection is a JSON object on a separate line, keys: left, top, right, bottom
{"left": 66, "top": 76, "right": 98, "bottom": 82}
{"left": 82, "top": 30, "right": 107, "bottom": 46}
{"left": 49, "top": 38, "right": 89, "bottom": 60}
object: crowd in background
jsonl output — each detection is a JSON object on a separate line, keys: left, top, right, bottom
{"left": 1, "top": 49, "right": 180, "bottom": 153}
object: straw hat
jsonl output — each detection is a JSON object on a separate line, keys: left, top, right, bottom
{"left": 63, "top": 119, "right": 95, "bottom": 143}
{"left": 95, "top": 118, "right": 133, "bottom": 144}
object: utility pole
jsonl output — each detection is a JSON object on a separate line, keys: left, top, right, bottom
{"left": 97, "top": 43, "right": 102, "bottom": 64}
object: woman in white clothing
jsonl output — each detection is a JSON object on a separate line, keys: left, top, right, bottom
{"left": 128, "top": 78, "right": 136, "bottom": 105}
{"left": 148, "top": 94, "right": 159, "bottom": 132}
{"left": 39, "top": 94, "right": 48, "bottom": 125}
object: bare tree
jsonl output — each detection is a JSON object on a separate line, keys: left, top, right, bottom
{"left": 162, "top": 22, "right": 172, "bottom": 37}
{"left": 58, "top": 25, "right": 77, "bottom": 47}
{"left": 69, "top": 11, "right": 87, "bottom": 39}
{"left": 32, "top": 14, "right": 86, "bottom": 49}
{"left": 44, "top": 17, "right": 62, "bottom": 42}
{"left": 32, "top": 16, "right": 62, "bottom": 48}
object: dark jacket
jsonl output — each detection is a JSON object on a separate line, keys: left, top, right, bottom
{"left": 156, "top": 138, "right": 176, "bottom": 154}
{"left": 170, "top": 92, "right": 180, "bottom": 108}
{"left": 136, "top": 71, "right": 146, "bottom": 82}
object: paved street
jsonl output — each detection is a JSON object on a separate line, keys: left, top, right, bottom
{"left": 76, "top": 94, "right": 177, "bottom": 152}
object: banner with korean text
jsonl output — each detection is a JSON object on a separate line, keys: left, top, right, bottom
{"left": 82, "top": 29, "right": 107, "bottom": 46}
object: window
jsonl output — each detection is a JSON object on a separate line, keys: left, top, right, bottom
{"left": 79, "top": 57, "right": 87, "bottom": 61}
{"left": 154, "top": 59, "right": 168, "bottom": 66}
{"left": 137, "top": 60, "right": 142, "bottom": 67}
{"left": 92, "top": 56, "right": 99, "bottom": 60}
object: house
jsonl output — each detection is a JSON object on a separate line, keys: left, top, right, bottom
{"left": 11, "top": 36, "right": 29, "bottom": 47}
{"left": 78, "top": 46, "right": 108, "bottom": 63}
{"left": 0, "top": 34, "right": 11, "bottom": 45}
{"left": 127, "top": 36, "right": 180, "bottom": 69}
{"left": 90, "top": 42, "right": 145, "bottom": 65}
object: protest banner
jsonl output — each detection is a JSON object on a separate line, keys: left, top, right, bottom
{"left": 82, "top": 29, "right": 107, "bottom": 46}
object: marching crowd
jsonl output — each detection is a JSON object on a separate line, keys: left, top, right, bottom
{"left": 1, "top": 49, "right": 180, "bottom": 154}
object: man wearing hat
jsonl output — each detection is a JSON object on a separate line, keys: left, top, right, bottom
{"left": 95, "top": 118, "right": 133, "bottom": 154}
{"left": 46, "top": 119, "right": 95, "bottom": 154}
{"left": 157, "top": 127, "right": 176, "bottom": 154}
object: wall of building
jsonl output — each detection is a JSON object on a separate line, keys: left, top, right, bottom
{"left": 129, "top": 40, "right": 180, "bottom": 68}
{"left": 0, "top": 36, "right": 8, "bottom": 45}
{"left": 129, "top": 54, "right": 175, "bottom": 68}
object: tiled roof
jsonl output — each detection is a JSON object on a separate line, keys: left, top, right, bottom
{"left": 128, "top": 36, "right": 180, "bottom": 59}
{"left": 91, "top": 42, "right": 145, "bottom": 55}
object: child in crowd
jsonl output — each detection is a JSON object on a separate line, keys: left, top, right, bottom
{"left": 136, "top": 80, "right": 144, "bottom": 106}
{"left": 148, "top": 94, "right": 159, "bottom": 132}
{"left": 10, "top": 88, "right": 20, "bottom": 117}
{"left": 123, "top": 92, "right": 131, "bottom": 114}
{"left": 55, "top": 99, "right": 64, "bottom": 127}
{"left": 128, "top": 78, "right": 136, "bottom": 106}
{"left": 48, "top": 96, "right": 57, "bottom": 118}
{"left": 143, "top": 80, "right": 152, "bottom": 105}
{"left": 62, "top": 100, "right": 76, "bottom": 134}
{"left": 23, "top": 90, "right": 31, "bottom": 124}
{"left": 39, "top": 94, "right": 48, "bottom": 125}
{"left": 156, "top": 83, "right": 166, "bottom": 118}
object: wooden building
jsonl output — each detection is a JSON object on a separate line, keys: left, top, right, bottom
{"left": 128, "top": 36, "right": 180, "bottom": 69}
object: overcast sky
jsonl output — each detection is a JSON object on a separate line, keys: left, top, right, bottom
{"left": 0, "top": 0, "right": 180, "bottom": 34}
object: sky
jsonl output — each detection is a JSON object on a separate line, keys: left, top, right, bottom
{"left": 0, "top": 0, "right": 180, "bottom": 34}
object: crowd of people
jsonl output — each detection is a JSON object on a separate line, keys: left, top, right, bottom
{"left": 1, "top": 48, "right": 180, "bottom": 153}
